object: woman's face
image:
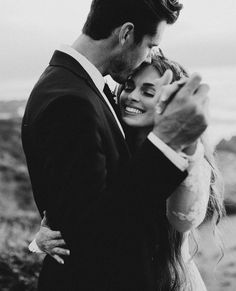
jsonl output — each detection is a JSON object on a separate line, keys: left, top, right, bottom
{"left": 119, "top": 65, "right": 162, "bottom": 128}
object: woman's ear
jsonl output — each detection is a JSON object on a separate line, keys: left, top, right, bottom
{"left": 119, "top": 22, "right": 134, "bottom": 46}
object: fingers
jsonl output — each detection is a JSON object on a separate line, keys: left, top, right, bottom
{"left": 176, "top": 77, "right": 188, "bottom": 86}
{"left": 52, "top": 254, "right": 65, "bottom": 265}
{"left": 49, "top": 231, "right": 63, "bottom": 239}
{"left": 47, "top": 239, "right": 66, "bottom": 248}
{"left": 52, "top": 247, "right": 70, "bottom": 256}
{"left": 196, "top": 83, "right": 210, "bottom": 123}
{"left": 156, "top": 69, "right": 173, "bottom": 87}
{"left": 44, "top": 210, "right": 48, "bottom": 221}
{"left": 155, "top": 82, "right": 180, "bottom": 114}
{"left": 41, "top": 210, "right": 49, "bottom": 227}
{"left": 53, "top": 238, "right": 66, "bottom": 246}
{"left": 177, "top": 73, "right": 202, "bottom": 97}
{"left": 194, "top": 83, "right": 210, "bottom": 112}
{"left": 41, "top": 217, "right": 47, "bottom": 227}
{"left": 195, "top": 83, "right": 210, "bottom": 95}
{"left": 50, "top": 247, "right": 70, "bottom": 265}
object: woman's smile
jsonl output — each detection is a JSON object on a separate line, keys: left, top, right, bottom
{"left": 119, "top": 65, "right": 161, "bottom": 127}
{"left": 124, "top": 105, "right": 145, "bottom": 115}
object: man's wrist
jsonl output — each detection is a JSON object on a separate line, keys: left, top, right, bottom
{"left": 182, "top": 142, "right": 198, "bottom": 155}
{"left": 28, "top": 238, "right": 44, "bottom": 254}
{"left": 180, "top": 141, "right": 204, "bottom": 164}
{"left": 148, "top": 132, "right": 189, "bottom": 171}
{"left": 151, "top": 130, "right": 182, "bottom": 152}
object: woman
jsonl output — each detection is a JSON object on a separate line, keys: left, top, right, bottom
{"left": 30, "top": 53, "right": 225, "bottom": 290}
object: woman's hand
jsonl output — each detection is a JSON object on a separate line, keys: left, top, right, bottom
{"left": 35, "top": 211, "right": 70, "bottom": 264}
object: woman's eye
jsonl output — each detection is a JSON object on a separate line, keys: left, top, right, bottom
{"left": 143, "top": 91, "right": 155, "bottom": 97}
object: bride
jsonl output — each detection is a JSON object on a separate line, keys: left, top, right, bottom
{"left": 29, "top": 53, "right": 225, "bottom": 290}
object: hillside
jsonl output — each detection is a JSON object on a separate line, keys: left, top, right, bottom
{"left": 0, "top": 117, "right": 42, "bottom": 291}
{"left": 0, "top": 100, "right": 26, "bottom": 119}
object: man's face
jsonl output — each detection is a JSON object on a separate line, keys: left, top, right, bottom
{"left": 109, "top": 20, "right": 167, "bottom": 83}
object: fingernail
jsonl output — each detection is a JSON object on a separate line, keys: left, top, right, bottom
{"left": 67, "top": 250, "right": 70, "bottom": 255}
{"left": 155, "top": 105, "right": 162, "bottom": 114}
{"left": 60, "top": 260, "right": 64, "bottom": 264}
{"left": 160, "top": 95, "right": 169, "bottom": 102}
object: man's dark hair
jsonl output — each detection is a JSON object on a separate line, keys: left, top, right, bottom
{"left": 82, "top": 0, "right": 183, "bottom": 43}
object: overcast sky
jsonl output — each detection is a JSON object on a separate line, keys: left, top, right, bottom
{"left": 1, "top": 0, "right": 236, "bottom": 98}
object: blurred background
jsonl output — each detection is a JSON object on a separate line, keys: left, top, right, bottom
{"left": 0, "top": 0, "right": 236, "bottom": 290}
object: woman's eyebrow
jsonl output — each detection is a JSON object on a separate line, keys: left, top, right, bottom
{"left": 142, "top": 83, "right": 156, "bottom": 88}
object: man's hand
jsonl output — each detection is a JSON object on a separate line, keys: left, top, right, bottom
{"left": 153, "top": 73, "right": 209, "bottom": 152}
{"left": 35, "top": 211, "right": 70, "bottom": 264}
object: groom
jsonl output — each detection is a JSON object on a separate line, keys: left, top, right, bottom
{"left": 22, "top": 0, "right": 209, "bottom": 290}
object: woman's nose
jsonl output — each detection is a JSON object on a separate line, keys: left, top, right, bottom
{"left": 128, "top": 90, "right": 140, "bottom": 102}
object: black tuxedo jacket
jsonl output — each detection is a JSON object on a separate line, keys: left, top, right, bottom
{"left": 22, "top": 50, "right": 187, "bottom": 291}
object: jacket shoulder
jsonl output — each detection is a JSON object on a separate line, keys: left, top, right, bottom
{"left": 23, "top": 65, "right": 101, "bottom": 124}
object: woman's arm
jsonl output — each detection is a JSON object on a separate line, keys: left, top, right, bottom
{"left": 167, "top": 142, "right": 211, "bottom": 232}
{"left": 28, "top": 212, "right": 70, "bottom": 264}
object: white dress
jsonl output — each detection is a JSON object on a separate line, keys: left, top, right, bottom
{"left": 167, "top": 142, "right": 211, "bottom": 291}
{"left": 180, "top": 232, "right": 207, "bottom": 291}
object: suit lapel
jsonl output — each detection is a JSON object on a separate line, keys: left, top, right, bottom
{"left": 49, "top": 50, "right": 128, "bottom": 147}
{"left": 49, "top": 50, "right": 109, "bottom": 108}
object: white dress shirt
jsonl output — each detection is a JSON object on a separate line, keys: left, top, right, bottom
{"left": 58, "top": 44, "right": 188, "bottom": 171}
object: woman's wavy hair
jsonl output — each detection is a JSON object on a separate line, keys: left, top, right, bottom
{"left": 83, "top": 0, "right": 183, "bottom": 44}
{"left": 118, "top": 52, "right": 225, "bottom": 290}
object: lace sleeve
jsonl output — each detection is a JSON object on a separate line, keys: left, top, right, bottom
{"left": 166, "top": 142, "right": 211, "bottom": 232}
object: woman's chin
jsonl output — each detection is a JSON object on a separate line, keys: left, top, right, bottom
{"left": 122, "top": 115, "right": 152, "bottom": 128}
{"left": 122, "top": 116, "right": 142, "bottom": 127}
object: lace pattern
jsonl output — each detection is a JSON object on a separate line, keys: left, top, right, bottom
{"left": 167, "top": 142, "right": 211, "bottom": 228}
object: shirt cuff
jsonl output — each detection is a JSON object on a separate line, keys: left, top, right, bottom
{"left": 148, "top": 132, "right": 189, "bottom": 171}
{"left": 28, "top": 238, "right": 44, "bottom": 254}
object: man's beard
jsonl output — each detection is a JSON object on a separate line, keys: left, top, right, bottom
{"left": 109, "top": 55, "right": 134, "bottom": 84}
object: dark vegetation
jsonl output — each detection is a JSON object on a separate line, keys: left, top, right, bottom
{"left": 0, "top": 117, "right": 42, "bottom": 291}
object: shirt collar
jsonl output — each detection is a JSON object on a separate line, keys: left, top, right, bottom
{"left": 58, "top": 44, "right": 105, "bottom": 93}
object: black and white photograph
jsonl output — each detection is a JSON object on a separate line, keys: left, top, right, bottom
{"left": 0, "top": 0, "right": 236, "bottom": 290}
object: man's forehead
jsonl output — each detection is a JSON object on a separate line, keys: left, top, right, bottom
{"left": 154, "top": 20, "right": 167, "bottom": 42}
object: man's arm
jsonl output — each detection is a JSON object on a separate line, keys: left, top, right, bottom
{"left": 36, "top": 94, "right": 187, "bottom": 265}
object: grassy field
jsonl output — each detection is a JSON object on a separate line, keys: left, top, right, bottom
{"left": 0, "top": 117, "right": 235, "bottom": 290}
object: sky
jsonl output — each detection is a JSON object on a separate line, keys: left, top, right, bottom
{"left": 1, "top": 0, "right": 236, "bottom": 99}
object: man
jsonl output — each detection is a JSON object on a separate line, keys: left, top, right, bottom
{"left": 22, "top": 0, "right": 209, "bottom": 290}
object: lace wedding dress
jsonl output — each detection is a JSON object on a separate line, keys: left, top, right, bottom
{"left": 167, "top": 142, "right": 211, "bottom": 291}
